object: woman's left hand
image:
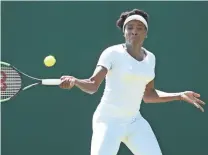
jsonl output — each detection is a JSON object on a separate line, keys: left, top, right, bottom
{"left": 180, "top": 91, "right": 206, "bottom": 112}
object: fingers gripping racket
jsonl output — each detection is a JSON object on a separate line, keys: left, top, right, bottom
{"left": 0, "top": 61, "right": 61, "bottom": 102}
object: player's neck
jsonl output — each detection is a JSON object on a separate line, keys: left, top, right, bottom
{"left": 125, "top": 43, "right": 144, "bottom": 60}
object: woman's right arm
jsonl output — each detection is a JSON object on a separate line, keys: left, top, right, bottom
{"left": 60, "top": 47, "right": 113, "bottom": 94}
{"left": 59, "top": 66, "right": 107, "bottom": 94}
{"left": 74, "top": 66, "right": 107, "bottom": 94}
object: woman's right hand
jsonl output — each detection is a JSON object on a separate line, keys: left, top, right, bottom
{"left": 59, "top": 76, "right": 76, "bottom": 89}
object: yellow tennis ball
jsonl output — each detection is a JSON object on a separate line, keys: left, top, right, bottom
{"left": 44, "top": 55, "right": 56, "bottom": 67}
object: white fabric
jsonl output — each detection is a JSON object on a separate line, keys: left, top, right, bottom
{"left": 96, "top": 44, "right": 155, "bottom": 121}
{"left": 91, "top": 113, "right": 162, "bottom": 155}
{"left": 92, "top": 44, "right": 160, "bottom": 155}
{"left": 123, "top": 15, "right": 148, "bottom": 32}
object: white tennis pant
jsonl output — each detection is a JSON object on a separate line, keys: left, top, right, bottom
{"left": 91, "top": 113, "right": 162, "bottom": 155}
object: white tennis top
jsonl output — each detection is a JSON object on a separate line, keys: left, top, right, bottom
{"left": 94, "top": 44, "right": 156, "bottom": 122}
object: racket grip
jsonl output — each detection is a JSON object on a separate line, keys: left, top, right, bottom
{"left": 42, "top": 79, "right": 61, "bottom": 85}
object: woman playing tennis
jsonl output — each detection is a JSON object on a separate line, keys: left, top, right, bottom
{"left": 59, "top": 9, "right": 205, "bottom": 155}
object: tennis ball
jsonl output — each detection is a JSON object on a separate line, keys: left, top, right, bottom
{"left": 44, "top": 55, "right": 56, "bottom": 67}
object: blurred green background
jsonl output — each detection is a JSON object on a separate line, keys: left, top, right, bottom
{"left": 1, "top": 1, "right": 208, "bottom": 155}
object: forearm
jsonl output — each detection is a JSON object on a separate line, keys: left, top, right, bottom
{"left": 144, "top": 89, "right": 182, "bottom": 103}
{"left": 74, "top": 78, "right": 98, "bottom": 94}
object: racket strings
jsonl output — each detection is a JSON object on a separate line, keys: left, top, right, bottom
{"left": 1, "top": 65, "right": 21, "bottom": 100}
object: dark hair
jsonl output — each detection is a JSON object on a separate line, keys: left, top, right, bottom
{"left": 116, "top": 9, "right": 149, "bottom": 30}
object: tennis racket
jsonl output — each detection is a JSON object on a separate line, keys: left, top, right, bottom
{"left": 0, "top": 61, "right": 61, "bottom": 102}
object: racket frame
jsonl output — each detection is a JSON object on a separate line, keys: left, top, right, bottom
{"left": 1, "top": 61, "right": 61, "bottom": 103}
{"left": 1, "top": 61, "right": 41, "bottom": 102}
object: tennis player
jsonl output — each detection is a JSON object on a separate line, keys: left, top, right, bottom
{"left": 59, "top": 9, "right": 205, "bottom": 155}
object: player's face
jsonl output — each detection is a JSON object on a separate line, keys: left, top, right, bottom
{"left": 124, "top": 20, "right": 147, "bottom": 45}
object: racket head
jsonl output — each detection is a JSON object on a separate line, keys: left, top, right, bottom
{"left": 1, "top": 62, "right": 22, "bottom": 102}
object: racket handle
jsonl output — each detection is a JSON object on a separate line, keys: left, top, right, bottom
{"left": 42, "top": 79, "right": 61, "bottom": 85}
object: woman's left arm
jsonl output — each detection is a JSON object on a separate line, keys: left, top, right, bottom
{"left": 143, "top": 80, "right": 206, "bottom": 112}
